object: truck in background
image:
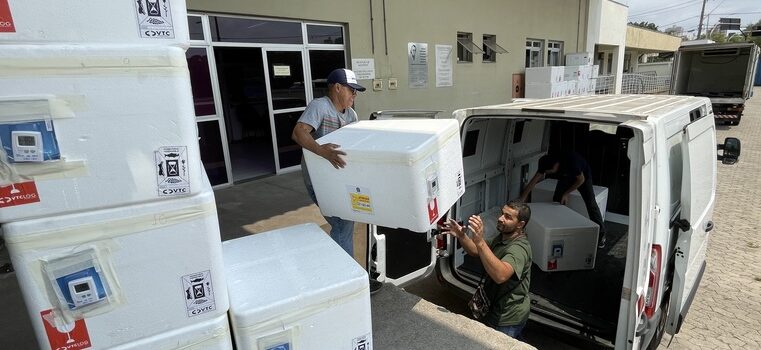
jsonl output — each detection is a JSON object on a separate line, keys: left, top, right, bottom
{"left": 670, "top": 42, "right": 760, "bottom": 125}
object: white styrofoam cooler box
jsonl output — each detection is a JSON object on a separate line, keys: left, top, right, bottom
{"left": 525, "top": 66, "right": 565, "bottom": 84}
{"left": 532, "top": 178, "right": 608, "bottom": 220}
{"left": 2, "top": 185, "right": 229, "bottom": 350}
{"left": 304, "top": 119, "right": 464, "bottom": 232}
{"left": 223, "top": 224, "right": 372, "bottom": 350}
{"left": 0, "top": 0, "right": 189, "bottom": 47}
{"left": 565, "top": 52, "right": 594, "bottom": 66}
{"left": 525, "top": 82, "right": 566, "bottom": 99}
{"left": 113, "top": 314, "right": 233, "bottom": 350}
{"left": 526, "top": 203, "right": 599, "bottom": 272}
{"left": 0, "top": 45, "right": 204, "bottom": 223}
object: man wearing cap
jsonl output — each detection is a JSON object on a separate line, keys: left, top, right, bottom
{"left": 291, "top": 68, "right": 366, "bottom": 256}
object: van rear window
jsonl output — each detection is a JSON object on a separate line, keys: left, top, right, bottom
{"left": 463, "top": 130, "right": 479, "bottom": 157}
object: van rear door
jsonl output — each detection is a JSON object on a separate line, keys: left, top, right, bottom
{"left": 666, "top": 115, "right": 717, "bottom": 334}
{"left": 615, "top": 122, "right": 657, "bottom": 350}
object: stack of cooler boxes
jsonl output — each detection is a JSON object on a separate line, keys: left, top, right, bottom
{"left": 524, "top": 52, "right": 599, "bottom": 98}
{"left": 0, "top": 1, "right": 232, "bottom": 349}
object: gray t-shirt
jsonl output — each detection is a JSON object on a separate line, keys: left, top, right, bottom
{"left": 297, "top": 96, "right": 358, "bottom": 139}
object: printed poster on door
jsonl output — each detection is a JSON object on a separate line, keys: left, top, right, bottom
{"left": 155, "top": 146, "right": 190, "bottom": 197}
{"left": 134, "top": 0, "right": 175, "bottom": 39}
{"left": 182, "top": 270, "right": 216, "bottom": 317}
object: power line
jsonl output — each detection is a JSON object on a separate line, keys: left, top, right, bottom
{"left": 628, "top": 0, "right": 702, "bottom": 19}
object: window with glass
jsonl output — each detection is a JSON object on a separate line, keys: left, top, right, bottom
{"left": 482, "top": 34, "right": 507, "bottom": 63}
{"left": 209, "top": 16, "right": 303, "bottom": 44}
{"left": 187, "top": 16, "right": 204, "bottom": 41}
{"left": 309, "top": 50, "right": 346, "bottom": 98}
{"left": 457, "top": 32, "right": 482, "bottom": 63}
{"left": 547, "top": 41, "right": 563, "bottom": 66}
{"left": 185, "top": 48, "right": 216, "bottom": 116}
{"left": 307, "top": 24, "right": 344, "bottom": 44}
{"left": 525, "top": 39, "right": 543, "bottom": 68}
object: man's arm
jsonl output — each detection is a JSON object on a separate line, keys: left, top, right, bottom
{"left": 560, "top": 173, "right": 585, "bottom": 204}
{"left": 469, "top": 215, "right": 514, "bottom": 284}
{"left": 519, "top": 172, "right": 545, "bottom": 202}
{"left": 291, "top": 122, "right": 346, "bottom": 169}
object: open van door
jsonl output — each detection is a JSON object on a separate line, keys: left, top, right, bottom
{"left": 666, "top": 115, "right": 717, "bottom": 334}
{"left": 615, "top": 122, "right": 657, "bottom": 350}
{"left": 367, "top": 225, "right": 438, "bottom": 287}
{"left": 366, "top": 110, "right": 442, "bottom": 287}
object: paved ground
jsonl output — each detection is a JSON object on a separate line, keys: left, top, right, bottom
{"left": 655, "top": 89, "right": 761, "bottom": 350}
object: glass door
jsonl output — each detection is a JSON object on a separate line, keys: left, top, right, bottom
{"left": 263, "top": 49, "right": 310, "bottom": 172}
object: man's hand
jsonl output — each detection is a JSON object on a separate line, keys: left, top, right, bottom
{"left": 468, "top": 215, "right": 485, "bottom": 244}
{"left": 560, "top": 193, "right": 570, "bottom": 205}
{"left": 441, "top": 219, "right": 466, "bottom": 239}
{"left": 319, "top": 143, "right": 347, "bottom": 169}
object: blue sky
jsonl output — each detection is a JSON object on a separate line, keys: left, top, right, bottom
{"left": 627, "top": 0, "right": 760, "bottom": 36}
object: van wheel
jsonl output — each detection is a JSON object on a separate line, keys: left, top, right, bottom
{"left": 646, "top": 295, "right": 670, "bottom": 350}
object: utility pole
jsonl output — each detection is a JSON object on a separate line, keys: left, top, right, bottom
{"left": 696, "top": 0, "right": 708, "bottom": 38}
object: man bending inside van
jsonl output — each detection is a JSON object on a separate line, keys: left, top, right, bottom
{"left": 442, "top": 201, "right": 532, "bottom": 339}
{"left": 519, "top": 152, "right": 607, "bottom": 248}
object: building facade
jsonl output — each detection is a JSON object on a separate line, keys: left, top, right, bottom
{"left": 184, "top": 0, "right": 628, "bottom": 187}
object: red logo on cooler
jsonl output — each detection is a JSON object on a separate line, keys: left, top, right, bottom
{"left": 0, "top": 181, "right": 40, "bottom": 208}
{"left": 40, "top": 309, "right": 92, "bottom": 350}
{"left": 0, "top": 0, "right": 16, "bottom": 33}
{"left": 547, "top": 259, "right": 558, "bottom": 270}
{"left": 427, "top": 198, "right": 439, "bottom": 224}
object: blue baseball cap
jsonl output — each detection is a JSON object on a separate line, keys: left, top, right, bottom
{"left": 326, "top": 68, "right": 366, "bottom": 92}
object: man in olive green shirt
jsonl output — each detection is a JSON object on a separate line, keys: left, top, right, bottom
{"left": 442, "top": 201, "right": 532, "bottom": 339}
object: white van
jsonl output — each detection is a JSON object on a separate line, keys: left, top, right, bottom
{"left": 367, "top": 95, "right": 741, "bottom": 349}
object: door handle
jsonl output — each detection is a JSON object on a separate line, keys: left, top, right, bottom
{"left": 705, "top": 221, "right": 714, "bottom": 232}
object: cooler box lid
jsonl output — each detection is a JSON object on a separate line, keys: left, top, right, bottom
{"left": 222, "top": 223, "right": 368, "bottom": 328}
{"left": 314, "top": 119, "right": 460, "bottom": 164}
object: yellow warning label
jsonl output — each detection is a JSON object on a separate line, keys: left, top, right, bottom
{"left": 350, "top": 192, "right": 373, "bottom": 214}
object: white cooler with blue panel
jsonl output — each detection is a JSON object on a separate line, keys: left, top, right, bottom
{"left": 303, "top": 119, "right": 464, "bottom": 232}
{"left": 2, "top": 183, "right": 229, "bottom": 350}
{"left": 223, "top": 223, "right": 373, "bottom": 350}
{"left": 0, "top": 44, "right": 204, "bottom": 223}
{"left": 532, "top": 178, "right": 609, "bottom": 220}
{"left": 526, "top": 203, "right": 599, "bottom": 272}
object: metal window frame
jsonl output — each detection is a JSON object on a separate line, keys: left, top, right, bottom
{"left": 483, "top": 35, "right": 508, "bottom": 54}
{"left": 187, "top": 12, "right": 349, "bottom": 184}
{"left": 547, "top": 40, "right": 563, "bottom": 66}
{"left": 457, "top": 32, "right": 484, "bottom": 61}
{"left": 525, "top": 39, "right": 544, "bottom": 67}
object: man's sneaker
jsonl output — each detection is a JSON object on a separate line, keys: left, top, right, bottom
{"left": 597, "top": 235, "right": 607, "bottom": 249}
{"left": 370, "top": 278, "right": 384, "bottom": 295}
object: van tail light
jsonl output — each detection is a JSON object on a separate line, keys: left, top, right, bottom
{"left": 435, "top": 234, "right": 447, "bottom": 250}
{"left": 644, "top": 244, "right": 662, "bottom": 319}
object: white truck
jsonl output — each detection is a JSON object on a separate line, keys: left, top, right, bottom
{"left": 367, "top": 94, "right": 741, "bottom": 349}
{"left": 670, "top": 42, "right": 760, "bottom": 125}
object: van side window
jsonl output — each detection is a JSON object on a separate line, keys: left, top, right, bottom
{"left": 463, "top": 130, "right": 480, "bottom": 157}
{"left": 512, "top": 121, "right": 525, "bottom": 143}
{"left": 689, "top": 108, "right": 703, "bottom": 122}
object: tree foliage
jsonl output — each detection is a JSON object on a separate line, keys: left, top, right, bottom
{"left": 628, "top": 21, "right": 659, "bottom": 31}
